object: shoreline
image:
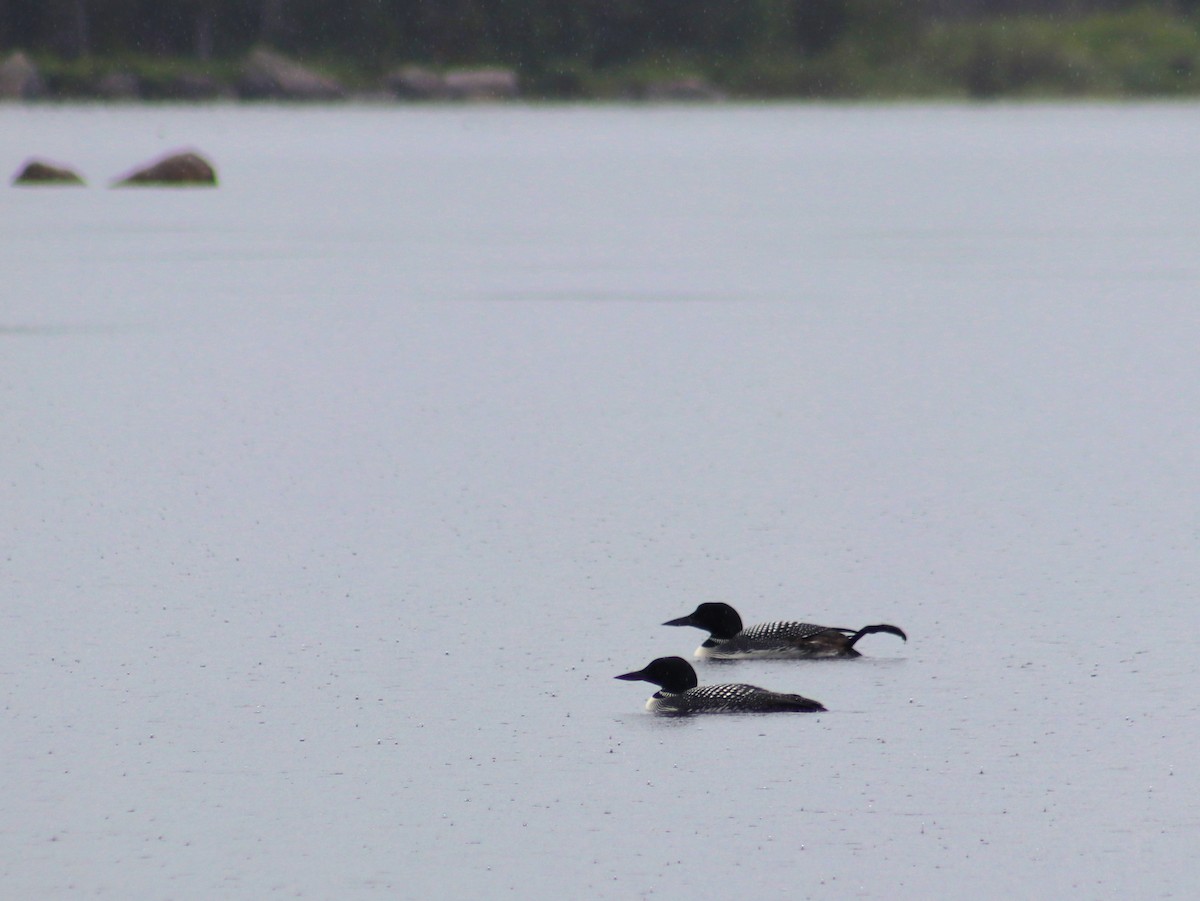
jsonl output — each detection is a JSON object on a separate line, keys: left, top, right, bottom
{"left": 4, "top": 9, "right": 1200, "bottom": 104}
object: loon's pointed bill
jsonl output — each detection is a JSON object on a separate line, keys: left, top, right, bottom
{"left": 661, "top": 614, "right": 696, "bottom": 627}
{"left": 615, "top": 664, "right": 664, "bottom": 683}
{"left": 664, "top": 601, "right": 906, "bottom": 660}
{"left": 616, "top": 656, "right": 825, "bottom": 715}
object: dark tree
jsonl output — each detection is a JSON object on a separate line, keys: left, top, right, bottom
{"left": 51, "top": 0, "right": 89, "bottom": 58}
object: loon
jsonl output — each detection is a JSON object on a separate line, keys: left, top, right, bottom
{"left": 616, "top": 656, "right": 825, "bottom": 715}
{"left": 664, "top": 602, "right": 907, "bottom": 660}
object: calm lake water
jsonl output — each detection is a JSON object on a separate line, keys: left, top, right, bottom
{"left": 2, "top": 103, "right": 1199, "bottom": 899}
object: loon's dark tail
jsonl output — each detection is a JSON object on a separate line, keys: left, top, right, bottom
{"left": 845, "top": 624, "right": 907, "bottom": 648}
{"left": 778, "top": 694, "right": 827, "bottom": 713}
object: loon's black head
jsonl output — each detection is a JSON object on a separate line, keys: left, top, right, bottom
{"left": 662, "top": 602, "right": 743, "bottom": 640}
{"left": 615, "top": 656, "right": 699, "bottom": 693}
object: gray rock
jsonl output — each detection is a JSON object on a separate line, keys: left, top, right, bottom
{"left": 383, "top": 66, "right": 520, "bottom": 101}
{"left": 442, "top": 68, "right": 519, "bottom": 101}
{"left": 384, "top": 65, "right": 448, "bottom": 100}
{"left": 0, "top": 52, "right": 47, "bottom": 100}
{"left": 237, "top": 48, "right": 345, "bottom": 101}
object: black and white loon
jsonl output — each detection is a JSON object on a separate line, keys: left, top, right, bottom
{"left": 616, "top": 656, "right": 826, "bottom": 715}
{"left": 664, "top": 602, "right": 907, "bottom": 660}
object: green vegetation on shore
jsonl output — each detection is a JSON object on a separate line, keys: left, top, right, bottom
{"left": 4, "top": 3, "right": 1200, "bottom": 100}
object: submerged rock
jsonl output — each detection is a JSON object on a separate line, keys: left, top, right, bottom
{"left": 114, "top": 151, "right": 217, "bottom": 187}
{"left": 237, "top": 48, "right": 345, "bottom": 101}
{"left": 0, "top": 51, "right": 46, "bottom": 100}
{"left": 12, "top": 159, "right": 85, "bottom": 186}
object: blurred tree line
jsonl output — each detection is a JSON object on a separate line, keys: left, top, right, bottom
{"left": 2, "top": 0, "right": 1193, "bottom": 67}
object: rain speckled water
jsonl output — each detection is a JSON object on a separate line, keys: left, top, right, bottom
{"left": 2, "top": 103, "right": 1198, "bottom": 899}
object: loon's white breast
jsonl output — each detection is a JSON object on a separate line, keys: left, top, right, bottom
{"left": 693, "top": 642, "right": 792, "bottom": 660}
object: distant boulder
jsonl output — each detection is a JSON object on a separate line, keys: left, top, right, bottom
{"left": 237, "top": 48, "right": 345, "bottom": 101}
{"left": 114, "top": 151, "right": 217, "bottom": 187}
{"left": 384, "top": 65, "right": 448, "bottom": 100}
{"left": 443, "top": 68, "right": 520, "bottom": 101}
{"left": 12, "top": 159, "right": 85, "bottom": 186}
{"left": 383, "top": 65, "right": 519, "bottom": 101}
{"left": 0, "top": 52, "right": 46, "bottom": 100}
{"left": 643, "top": 77, "right": 725, "bottom": 102}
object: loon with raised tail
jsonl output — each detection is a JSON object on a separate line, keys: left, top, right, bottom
{"left": 664, "top": 602, "right": 907, "bottom": 660}
{"left": 616, "top": 656, "right": 825, "bottom": 715}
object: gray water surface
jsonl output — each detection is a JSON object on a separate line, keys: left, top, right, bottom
{"left": 2, "top": 103, "right": 1198, "bottom": 899}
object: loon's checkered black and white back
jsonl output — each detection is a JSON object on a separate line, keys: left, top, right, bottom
{"left": 741, "top": 620, "right": 841, "bottom": 643}
{"left": 713, "top": 620, "right": 848, "bottom": 658}
{"left": 650, "top": 683, "right": 825, "bottom": 715}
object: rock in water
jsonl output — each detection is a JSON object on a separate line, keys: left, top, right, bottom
{"left": 12, "top": 159, "right": 85, "bottom": 186}
{"left": 114, "top": 151, "right": 217, "bottom": 187}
